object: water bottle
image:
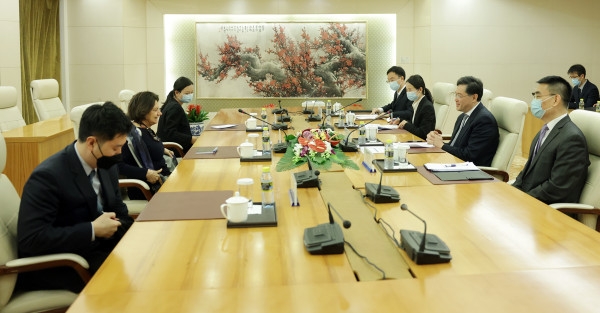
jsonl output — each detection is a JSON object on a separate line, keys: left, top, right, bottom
{"left": 384, "top": 139, "right": 394, "bottom": 169}
{"left": 261, "top": 166, "right": 275, "bottom": 208}
{"left": 261, "top": 108, "right": 267, "bottom": 126}
{"left": 358, "top": 121, "right": 366, "bottom": 145}
{"left": 596, "top": 101, "right": 600, "bottom": 113}
{"left": 338, "top": 109, "right": 345, "bottom": 127}
{"left": 325, "top": 100, "right": 332, "bottom": 126}
{"left": 579, "top": 98, "right": 584, "bottom": 110}
{"left": 262, "top": 127, "right": 271, "bottom": 154}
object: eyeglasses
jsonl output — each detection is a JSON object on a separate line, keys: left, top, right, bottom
{"left": 531, "top": 92, "right": 556, "bottom": 100}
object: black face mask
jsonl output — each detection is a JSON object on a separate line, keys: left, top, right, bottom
{"left": 93, "top": 141, "right": 123, "bottom": 169}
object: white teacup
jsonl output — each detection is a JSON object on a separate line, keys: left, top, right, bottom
{"left": 365, "top": 124, "right": 378, "bottom": 141}
{"left": 237, "top": 140, "right": 254, "bottom": 158}
{"left": 333, "top": 102, "right": 342, "bottom": 114}
{"left": 220, "top": 192, "right": 249, "bottom": 223}
{"left": 245, "top": 117, "right": 257, "bottom": 129}
{"left": 346, "top": 112, "right": 356, "bottom": 126}
{"left": 394, "top": 143, "right": 410, "bottom": 164}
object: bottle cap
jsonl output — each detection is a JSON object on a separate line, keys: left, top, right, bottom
{"left": 360, "top": 121, "right": 364, "bottom": 125}
{"left": 387, "top": 139, "right": 393, "bottom": 143}
{"left": 262, "top": 166, "right": 270, "bottom": 173}
{"left": 263, "top": 127, "right": 269, "bottom": 131}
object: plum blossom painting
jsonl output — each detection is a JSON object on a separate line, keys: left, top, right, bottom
{"left": 195, "top": 22, "right": 367, "bottom": 99}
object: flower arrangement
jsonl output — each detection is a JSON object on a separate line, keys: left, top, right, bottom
{"left": 187, "top": 104, "right": 209, "bottom": 123}
{"left": 276, "top": 128, "right": 359, "bottom": 172}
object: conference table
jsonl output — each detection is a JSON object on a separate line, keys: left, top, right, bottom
{"left": 67, "top": 108, "right": 600, "bottom": 312}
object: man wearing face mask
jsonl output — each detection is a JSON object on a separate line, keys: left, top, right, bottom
{"left": 17, "top": 102, "right": 134, "bottom": 293}
{"left": 513, "top": 76, "right": 589, "bottom": 204}
{"left": 567, "top": 64, "right": 599, "bottom": 110}
{"left": 157, "top": 76, "right": 198, "bottom": 155}
{"left": 370, "top": 66, "right": 413, "bottom": 122}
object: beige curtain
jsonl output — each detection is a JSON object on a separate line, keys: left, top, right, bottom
{"left": 19, "top": 0, "right": 61, "bottom": 124}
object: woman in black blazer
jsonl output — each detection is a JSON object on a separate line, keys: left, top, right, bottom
{"left": 157, "top": 76, "right": 197, "bottom": 154}
{"left": 394, "top": 74, "right": 436, "bottom": 140}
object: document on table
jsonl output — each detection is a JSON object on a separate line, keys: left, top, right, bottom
{"left": 211, "top": 124, "right": 237, "bottom": 129}
{"left": 377, "top": 124, "right": 398, "bottom": 130}
{"left": 403, "top": 142, "right": 434, "bottom": 148}
{"left": 424, "top": 162, "right": 479, "bottom": 172}
{"left": 355, "top": 114, "right": 379, "bottom": 120}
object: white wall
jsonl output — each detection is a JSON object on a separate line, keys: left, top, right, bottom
{"left": 0, "top": 0, "right": 22, "bottom": 109}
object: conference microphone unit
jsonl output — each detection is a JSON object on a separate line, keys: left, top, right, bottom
{"left": 272, "top": 99, "right": 286, "bottom": 115}
{"left": 294, "top": 169, "right": 321, "bottom": 189}
{"left": 302, "top": 99, "right": 315, "bottom": 115}
{"left": 306, "top": 100, "right": 322, "bottom": 122}
{"left": 319, "top": 98, "right": 363, "bottom": 130}
{"left": 365, "top": 159, "right": 400, "bottom": 203}
{"left": 339, "top": 110, "right": 391, "bottom": 153}
{"left": 304, "top": 202, "right": 351, "bottom": 255}
{"left": 274, "top": 99, "right": 291, "bottom": 122}
{"left": 399, "top": 204, "right": 451, "bottom": 265}
{"left": 238, "top": 109, "right": 288, "bottom": 153}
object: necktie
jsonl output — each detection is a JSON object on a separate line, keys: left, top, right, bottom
{"left": 533, "top": 124, "right": 549, "bottom": 158}
{"left": 450, "top": 114, "right": 469, "bottom": 146}
{"left": 89, "top": 170, "right": 103, "bottom": 213}
{"left": 130, "top": 128, "right": 154, "bottom": 169}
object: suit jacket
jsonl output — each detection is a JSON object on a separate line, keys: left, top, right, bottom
{"left": 18, "top": 143, "right": 133, "bottom": 259}
{"left": 157, "top": 98, "right": 193, "bottom": 154}
{"left": 381, "top": 88, "right": 413, "bottom": 121}
{"left": 442, "top": 103, "right": 499, "bottom": 166}
{"left": 568, "top": 80, "right": 600, "bottom": 109}
{"left": 512, "top": 115, "right": 589, "bottom": 204}
{"left": 402, "top": 97, "right": 436, "bottom": 140}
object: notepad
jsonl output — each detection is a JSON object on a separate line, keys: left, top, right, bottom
{"left": 424, "top": 162, "right": 479, "bottom": 172}
{"left": 433, "top": 171, "right": 494, "bottom": 181}
{"left": 195, "top": 146, "right": 218, "bottom": 154}
{"left": 211, "top": 124, "right": 237, "bottom": 129}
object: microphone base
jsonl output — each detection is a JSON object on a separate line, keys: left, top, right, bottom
{"left": 277, "top": 116, "right": 292, "bottom": 122}
{"left": 304, "top": 222, "right": 344, "bottom": 255}
{"left": 271, "top": 123, "right": 288, "bottom": 130}
{"left": 294, "top": 170, "right": 320, "bottom": 188}
{"left": 272, "top": 142, "right": 287, "bottom": 154}
{"left": 400, "top": 230, "right": 452, "bottom": 265}
{"left": 307, "top": 115, "right": 322, "bottom": 122}
{"left": 339, "top": 141, "right": 359, "bottom": 153}
{"left": 364, "top": 182, "right": 400, "bottom": 203}
{"left": 272, "top": 109, "right": 286, "bottom": 115}
{"left": 302, "top": 109, "right": 314, "bottom": 115}
{"left": 319, "top": 123, "right": 333, "bottom": 130}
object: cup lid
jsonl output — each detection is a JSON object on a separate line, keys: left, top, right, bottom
{"left": 227, "top": 191, "right": 248, "bottom": 203}
{"left": 237, "top": 178, "right": 254, "bottom": 185}
{"left": 240, "top": 140, "right": 253, "bottom": 146}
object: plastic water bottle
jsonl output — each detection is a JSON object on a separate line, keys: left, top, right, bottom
{"left": 262, "top": 127, "right": 271, "bottom": 155}
{"left": 261, "top": 108, "right": 267, "bottom": 126}
{"left": 384, "top": 139, "right": 394, "bottom": 169}
{"left": 358, "top": 121, "right": 366, "bottom": 145}
{"left": 596, "top": 101, "right": 600, "bottom": 113}
{"left": 338, "top": 109, "right": 345, "bottom": 127}
{"left": 261, "top": 166, "right": 274, "bottom": 209}
{"left": 325, "top": 100, "right": 332, "bottom": 126}
{"left": 579, "top": 98, "right": 584, "bottom": 110}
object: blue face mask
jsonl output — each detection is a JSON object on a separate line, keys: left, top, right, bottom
{"left": 181, "top": 93, "right": 193, "bottom": 103}
{"left": 407, "top": 91, "right": 418, "bottom": 101}
{"left": 530, "top": 98, "right": 547, "bottom": 119}
{"left": 389, "top": 81, "right": 400, "bottom": 91}
{"left": 571, "top": 78, "right": 580, "bottom": 86}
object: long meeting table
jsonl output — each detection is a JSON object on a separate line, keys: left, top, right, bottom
{"left": 67, "top": 108, "right": 600, "bottom": 312}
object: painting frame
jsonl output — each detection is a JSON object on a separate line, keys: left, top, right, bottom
{"left": 195, "top": 21, "right": 367, "bottom": 99}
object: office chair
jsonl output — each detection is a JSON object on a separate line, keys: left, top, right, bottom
{"left": 550, "top": 109, "right": 600, "bottom": 231}
{"left": 0, "top": 132, "right": 91, "bottom": 313}
{"left": 30, "top": 79, "right": 67, "bottom": 121}
{"left": 0, "top": 86, "right": 26, "bottom": 132}
{"left": 478, "top": 96, "right": 527, "bottom": 182}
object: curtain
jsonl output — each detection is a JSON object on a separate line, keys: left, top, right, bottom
{"left": 19, "top": 0, "right": 61, "bottom": 124}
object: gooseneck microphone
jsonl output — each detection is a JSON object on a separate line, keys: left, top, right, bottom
{"left": 307, "top": 100, "right": 322, "bottom": 122}
{"left": 319, "top": 98, "right": 363, "bottom": 130}
{"left": 339, "top": 110, "right": 391, "bottom": 152}
{"left": 329, "top": 202, "right": 352, "bottom": 229}
{"left": 399, "top": 203, "right": 452, "bottom": 265}
{"left": 238, "top": 109, "right": 288, "bottom": 153}
{"left": 364, "top": 159, "right": 400, "bottom": 203}
{"left": 303, "top": 202, "right": 348, "bottom": 254}
{"left": 272, "top": 99, "right": 286, "bottom": 115}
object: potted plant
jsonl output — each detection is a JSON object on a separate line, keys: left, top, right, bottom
{"left": 187, "top": 104, "right": 209, "bottom": 136}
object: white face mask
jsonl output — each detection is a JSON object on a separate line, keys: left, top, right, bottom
{"left": 407, "top": 91, "right": 418, "bottom": 101}
{"left": 181, "top": 93, "right": 193, "bottom": 103}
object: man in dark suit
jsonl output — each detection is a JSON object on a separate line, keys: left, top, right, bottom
{"left": 17, "top": 102, "right": 134, "bottom": 293}
{"left": 513, "top": 76, "right": 590, "bottom": 204}
{"left": 426, "top": 76, "right": 499, "bottom": 166}
{"left": 371, "top": 66, "right": 413, "bottom": 121}
{"left": 567, "top": 64, "right": 599, "bottom": 109}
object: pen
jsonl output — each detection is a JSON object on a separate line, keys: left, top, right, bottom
{"left": 212, "top": 147, "right": 218, "bottom": 154}
{"left": 444, "top": 164, "right": 456, "bottom": 167}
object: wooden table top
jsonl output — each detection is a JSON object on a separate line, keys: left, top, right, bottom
{"left": 2, "top": 114, "right": 73, "bottom": 142}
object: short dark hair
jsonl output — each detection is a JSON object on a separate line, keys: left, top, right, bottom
{"left": 536, "top": 75, "right": 571, "bottom": 108}
{"left": 128, "top": 91, "right": 160, "bottom": 125}
{"left": 568, "top": 64, "right": 586, "bottom": 77}
{"left": 406, "top": 74, "right": 433, "bottom": 103}
{"left": 386, "top": 66, "right": 406, "bottom": 80}
{"left": 166, "top": 76, "right": 194, "bottom": 102}
{"left": 457, "top": 76, "right": 484, "bottom": 101}
{"left": 79, "top": 102, "right": 132, "bottom": 142}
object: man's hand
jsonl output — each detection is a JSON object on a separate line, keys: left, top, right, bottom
{"left": 371, "top": 108, "right": 382, "bottom": 114}
{"left": 146, "top": 169, "right": 162, "bottom": 184}
{"left": 398, "top": 120, "right": 408, "bottom": 129}
{"left": 164, "top": 148, "right": 174, "bottom": 158}
{"left": 92, "top": 212, "right": 121, "bottom": 238}
{"left": 427, "top": 131, "right": 444, "bottom": 148}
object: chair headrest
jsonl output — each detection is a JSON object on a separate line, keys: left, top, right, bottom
{"left": 0, "top": 132, "right": 6, "bottom": 173}
{"left": 119, "top": 89, "right": 135, "bottom": 102}
{"left": 0, "top": 86, "right": 18, "bottom": 109}
{"left": 432, "top": 82, "right": 455, "bottom": 106}
{"left": 30, "top": 79, "right": 59, "bottom": 100}
{"left": 481, "top": 89, "right": 494, "bottom": 106}
{"left": 570, "top": 109, "right": 600, "bottom": 156}
{"left": 489, "top": 97, "right": 528, "bottom": 134}
{"left": 70, "top": 103, "right": 103, "bottom": 138}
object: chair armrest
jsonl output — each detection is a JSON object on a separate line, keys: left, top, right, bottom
{"left": 119, "top": 178, "right": 153, "bottom": 201}
{"left": 549, "top": 203, "right": 598, "bottom": 213}
{"left": 478, "top": 166, "right": 509, "bottom": 182}
{"left": 164, "top": 141, "right": 184, "bottom": 157}
{"left": 0, "top": 253, "right": 91, "bottom": 283}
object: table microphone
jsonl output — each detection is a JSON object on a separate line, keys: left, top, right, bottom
{"left": 302, "top": 99, "right": 314, "bottom": 115}
{"left": 365, "top": 159, "right": 400, "bottom": 203}
{"left": 399, "top": 203, "right": 451, "bottom": 265}
{"left": 238, "top": 109, "right": 288, "bottom": 153}
{"left": 307, "top": 100, "right": 322, "bottom": 122}
{"left": 320, "top": 98, "right": 362, "bottom": 130}
{"left": 272, "top": 99, "right": 287, "bottom": 115}
{"left": 339, "top": 110, "right": 390, "bottom": 152}
{"left": 303, "top": 202, "right": 349, "bottom": 254}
